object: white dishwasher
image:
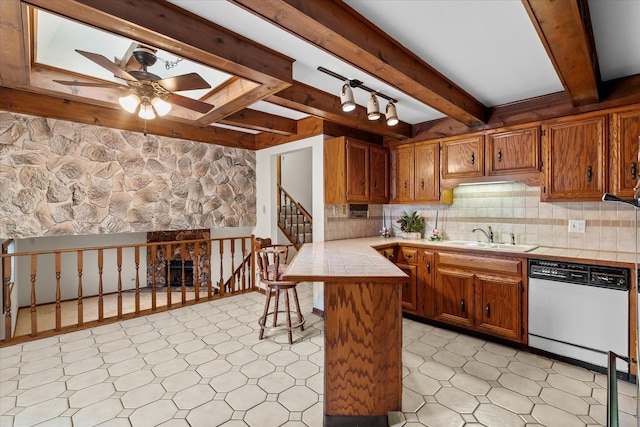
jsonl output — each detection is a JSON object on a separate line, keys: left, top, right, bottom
{"left": 528, "top": 259, "right": 630, "bottom": 374}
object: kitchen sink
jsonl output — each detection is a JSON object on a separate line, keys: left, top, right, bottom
{"left": 440, "top": 241, "right": 538, "bottom": 253}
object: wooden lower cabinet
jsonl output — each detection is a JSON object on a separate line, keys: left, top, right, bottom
{"left": 434, "top": 252, "right": 526, "bottom": 343}
{"left": 397, "top": 262, "right": 418, "bottom": 313}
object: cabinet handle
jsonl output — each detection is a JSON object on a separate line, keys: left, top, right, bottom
{"left": 461, "top": 298, "right": 466, "bottom": 313}
{"left": 631, "top": 162, "right": 637, "bottom": 180}
{"left": 404, "top": 180, "right": 408, "bottom": 190}
{"left": 361, "top": 179, "right": 366, "bottom": 189}
{"left": 486, "top": 303, "right": 491, "bottom": 318}
{"left": 405, "top": 253, "right": 413, "bottom": 259}
{"left": 497, "top": 149, "right": 502, "bottom": 162}
{"left": 587, "top": 165, "right": 593, "bottom": 183}
{"left": 426, "top": 262, "right": 431, "bottom": 274}
{"left": 470, "top": 152, "right": 475, "bottom": 165}
{"left": 373, "top": 179, "right": 378, "bottom": 190}
{"left": 421, "top": 178, "right": 425, "bottom": 189}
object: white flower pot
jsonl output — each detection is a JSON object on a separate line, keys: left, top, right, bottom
{"left": 402, "top": 231, "right": 421, "bottom": 240}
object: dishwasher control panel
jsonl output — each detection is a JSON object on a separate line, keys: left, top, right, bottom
{"left": 528, "top": 260, "right": 628, "bottom": 290}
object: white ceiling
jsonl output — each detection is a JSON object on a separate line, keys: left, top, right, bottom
{"left": 33, "top": 0, "right": 640, "bottom": 129}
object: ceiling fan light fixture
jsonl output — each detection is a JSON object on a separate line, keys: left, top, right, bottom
{"left": 367, "top": 93, "right": 381, "bottom": 121}
{"left": 119, "top": 93, "right": 141, "bottom": 113}
{"left": 151, "top": 97, "right": 171, "bottom": 116}
{"left": 385, "top": 101, "right": 399, "bottom": 126}
{"left": 138, "top": 102, "right": 156, "bottom": 120}
{"left": 340, "top": 83, "right": 356, "bottom": 112}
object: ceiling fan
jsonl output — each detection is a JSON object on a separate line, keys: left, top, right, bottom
{"left": 55, "top": 47, "right": 215, "bottom": 119}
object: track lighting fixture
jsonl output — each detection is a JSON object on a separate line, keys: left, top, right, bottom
{"left": 367, "top": 93, "right": 381, "bottom": 120}
{"left": 385, "top": 101, "right": 399, "bottom": 126}
{"left": 340, "top": 83, "right": 356, "bottom": 112}
{"left": 317, "top": 66, "right": 399, "bottom": 127}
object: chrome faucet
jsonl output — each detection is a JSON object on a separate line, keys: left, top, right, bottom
{"left": 472, "top": 226, "right": 494, "bottom": 243}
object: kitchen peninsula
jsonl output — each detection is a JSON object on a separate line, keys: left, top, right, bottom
{"left": 282, "top": 240, "right": 408, "bottom": 427}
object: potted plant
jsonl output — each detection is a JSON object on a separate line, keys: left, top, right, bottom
{"left": 397, "top": 211, "right": 425, "bottom": 239}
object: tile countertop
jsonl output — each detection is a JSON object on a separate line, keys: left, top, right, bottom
{"left": 284, "top": 237, "right": 639, "bottom": 280}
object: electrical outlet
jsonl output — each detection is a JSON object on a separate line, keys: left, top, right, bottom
{"left": 568, "top": 219, "right": 586, "bottom": 233}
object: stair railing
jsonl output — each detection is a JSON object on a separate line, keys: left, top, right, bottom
{"left": 277, "top": 183, "right": 313, "bottom": 249}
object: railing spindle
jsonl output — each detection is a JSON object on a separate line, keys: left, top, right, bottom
{"left": 241, "top": 238, "right": 247, "bottom": 290}
{"left": 98, "top": 249, "right": 104, "bottom": 321}
{"left": 117, "top": 247, "right": 123, "bottom": 318}
{"left": 207, "top": 240, "right": 213, "bottom": 299}
{"left": 194, "top": 242, "right": 200, "bottom": 302}
{"left": 151, "top": 245, "right": 157, "bottom": 311}
{"left": 3, "top": 253, "right": 12, "bottom": 343}
{"left": 219, "top": 240, "right": 225, "bottom": 296}
{"left": 77, "top": 251, "right": 83, "bottom": 326}
{"left": 230, "top": 239, "right": 236, "bottom": 292}
{"left": 181, "top": 242, "right": 187, "bottom": 305}
{"left": 55, "top": 252, "right": 61, "bottom": 331}
{"left": 166, "top": 243, "right": 172, "bottom": 308}
{"left": 30, "top": 254, "right": 37, "bottom": 337}
{"left": 134, "top": 246, "right": 140, "bottom": 314}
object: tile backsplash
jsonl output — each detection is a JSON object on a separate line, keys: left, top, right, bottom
{"left": 326, "top": 182, "right": 638, "bottom": 253}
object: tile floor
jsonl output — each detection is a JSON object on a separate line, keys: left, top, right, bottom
{"left": 0, "top": 285, "right": 638, "bottom": 427}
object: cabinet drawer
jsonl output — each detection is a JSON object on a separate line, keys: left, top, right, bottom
{"left": 398, "top": 247, "right": 419, "bottom": 264}
{"left": 437, "top": 252, "right": 521, "bottom": 275}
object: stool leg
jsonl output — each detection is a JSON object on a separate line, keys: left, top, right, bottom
{"left": 259, "top": 287, "right": 272, "bottom": 340}
{"left": 285, "top": 289, "right": 293, "bottom": 344}
{"left": 273, "top": 289, "right": 280, "bottom": 327}
{"left": 292, "top": 287, "right": 305, "bottom": 332}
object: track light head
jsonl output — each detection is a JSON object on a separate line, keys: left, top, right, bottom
{"left": 340, "top": 83, "right": 356, "bottom": 112}
{"left": 385, "top": 102, "right": 399, "bottom": 126}
{"left": 367, "top": 93, "right": 381, "bottom": 121}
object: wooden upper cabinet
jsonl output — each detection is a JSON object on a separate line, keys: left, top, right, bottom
{"left": 486, "top": 126, "right": 540, "bottom": 176}
{"left": 345, "top": 139, "right": 369, "bottom": 202}
{"left": 414, "top": 141, "right": 440, "bottom": 202}
{"left": 390, "top": 145, "right": 414, "bottom": 203}
{"left": 610, "top": 108, "right": 640, "bottom": 199}
{"left": 324, "top": 136, "right": 389, "bottom": 204}
{"left": 541, "top": 115, "right": 608, "bottom": 202}
{"left": 441, "top": 134, "right": 484, "bottom": 179}
{"left": 369, "top": 145, "right": 389, "bottom": 203}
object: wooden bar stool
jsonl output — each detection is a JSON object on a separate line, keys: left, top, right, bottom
{"left": 254, "top": 238, "right": 305, "bottom": 344}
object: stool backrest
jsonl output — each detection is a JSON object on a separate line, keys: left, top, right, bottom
{"left": 254, "top": 237, "right": 291, "bottom": 283}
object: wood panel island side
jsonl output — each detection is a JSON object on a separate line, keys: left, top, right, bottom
{"left": 282, "top": 240, "right": 408, "bottom": 427}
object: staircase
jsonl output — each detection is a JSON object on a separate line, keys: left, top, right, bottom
{"left": 277, "top": 183, "right": 312, "bottom": 250}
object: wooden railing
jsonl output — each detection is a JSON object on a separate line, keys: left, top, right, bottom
{"left": 277, "top": 183, "right": 312, "bottom": 250}
{"left": 1, "top": 235, "right": 255, "bottom": 345}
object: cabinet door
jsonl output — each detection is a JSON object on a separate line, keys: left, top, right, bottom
{"left": 391, "top": 145, "right": 414, "bottom": 202}
{"left": 414, "top": 142, "right": 440, "bottom": 202}
{"left": 397, "top": 262, "right": 418, "bottom": 314}
{"left": 346, "top": 139, "right": 369, "bottom": 202}
{"left": 486, "top": 127, "right": 540, "bottom": 176}
{"left": 419, "top": 251, "right": 436, "bottom": 318}
{"left": 435, "top": 267, "right": 475, "bottom": 328}
{"left": 610, "top": 109, "right": 640, "bottom": 199}
{"left": 541, "top": 115, "right": 607, "bottom": 201}
{"left": 369, "top": 145, "right": 389, "bottom": 203}
{"left": 441, "top": 135, "right": 484, "bottom": 179}
{"left": 475, "top": 274, "right": 522, "bottom": 342}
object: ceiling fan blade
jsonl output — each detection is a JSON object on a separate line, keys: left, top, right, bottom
{"left": 54, "top": 80, "right": 129, "bottom": 89}
{"left": 75, "top": 49, "right": 137, "bottom": 81}
{"left": 167, "top": 93, "right": 214, "bottom": 114}
{"left": 156, "top": 73, "right": 211, "bottom": 92}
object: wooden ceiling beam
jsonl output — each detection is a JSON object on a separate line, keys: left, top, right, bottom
{"left": 0, "top": 86, "right": 256, "bottom": 149}
{"left": 523, "top": 0, "right": 601, "bottom": 106}
{"left": 220, "top": 109, "right": 297, "bottom": 136}
{"left": 231, "top": 0, "right": 488, "bottom": 127}
{"left": 0, "top": 0, "right": 29, "bottom": 86}
{"left": 267, "top": 81, "right": 413, "bottom": 139}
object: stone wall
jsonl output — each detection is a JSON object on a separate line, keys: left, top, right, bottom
{"left": 0, "top": 111, "right": 256, "bottom": 239}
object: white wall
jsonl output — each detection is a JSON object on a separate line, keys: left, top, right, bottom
{"left": 255, "top": 135, "right": 326, "bottom": 309}
{"left": 280, "top": 148, "right": 314, "bottom": 213}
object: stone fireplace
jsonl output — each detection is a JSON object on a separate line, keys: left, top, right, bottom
{"left": 146, "top": 229, "right": 210, "bottom": 287}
